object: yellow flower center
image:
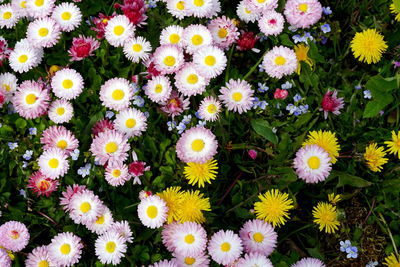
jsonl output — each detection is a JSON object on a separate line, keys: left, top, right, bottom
{"left": 38, "top": 28, "right": 49, "bottom": 37}
{"left": 132, "top": 44, "right": 142, "bottom": 52}
{"left": 146, "top": 205, "right": 158, "bottom": 219}
{"left": 105, "top": 241, "right": 116, "bottom": 253}
{"left": 155, "top": 84, "right": 163, "bottom": 93}
{"left": 191, "top": 139, "right": 205, "bottom": 152}
{"left": 20, "top": 1, "right": 27, "bottom": 8}
{"left": 184, "top": 257, "right": 196, "bottom": 265}
{"left": 218, "top": 28, "right": 228, "bottom": 38}
{"left": 187, "top": 74, "right": 198, "bottom": 84}
{"left": 56, "top": 107, "right": 65, "bottom": 115}
{"left": 2, "top": 83, "right": 11, "bottom": 92}
{"left": 232, "top": 92, "right": 243, "bottom": 102}
{"left": 163, "top": 56, "right": 176, "bottom": 67}
{"left": 169, "top": 33, "right": 180, "bottom": 44}
{"left": 56, "top": 140, "right": 68, "bottom": 149}
{"left": 38, "top": 260, "right": 49, "bottom": 267}
{"left": 207, "top": 104, "right": 217, "bottom": 114}
{"left": 48, "top": 158, "right": 59, "bottom": 169}
{"left": 112, "top": 169, "right": 121, "bottom": 177}
{"left": 245, "top": 8, "right": 252, "bottom": 14}
{"left": 62, "top": 79, "right": 73, "bottom": 89}
{"left": 298, "top": 3, "right": 308, "bottom": 12}
{"left": 10, "top": 230, "right": 20, "bottom": 239}
{"left": 25, "top": 93, "right": 37, "bottom": 104}
{"left": 95, "top": 215, "right": 105, "bottom": 224}
{"left": 80, "top": 202, "right": 91, "bottom": 213}
{"left": 176, "top": 1, "right": 185, "bottom": 10}
{"left": 184, "top": 234, "right": 195, "bottom": 244}
{"left": 105, "top": 142, "right": 118, "bottom": 153}
{"left": 114, "top": 25, "right": 125, "bottom": 36}
{"left": 18, "top": 55, "right": 28, "bottom": 63}
{"left": 125, "top": 118, "right": 136, "bottom": 128}
{"left": 194, "top": 0, "right": 204, "bottom": 7}
{"left": 204, "top": 55, "right": 216, "bottom": 66}
{"left": 307, "top": 156, "right": 321, "bottom": 169}
{"left": 3, "top": 12, "right": 12, "bottom": 20}
{"left": 220, "top": 242, "right": 231, "bottom": 252}
{"left": 275, "top": 56, "right": 286, "bottom": 65}
{"left": 35, "top": 0, "right": 44, "bottom": 6}
{"left": 191, "top": 34, "right": 203, "bottom": 46}
{"left": 257, "top": 0, "right": 266, "bottom": 3}
{"left": 60, "top": 244, "right": 71, "bottom": 255}
{"left": 112, "top": 89, "right": 125, "bottom": 100}
{"left": 253, "top": 232, "right": 264, "bottom": 243}
{"left": 61, "top": 11, "right": 72, "bottom": 20}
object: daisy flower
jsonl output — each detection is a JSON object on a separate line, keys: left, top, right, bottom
{"left": 182, "top": 24, "right": 213, "bottom": 54}
{"left": 165, "top": 222, "right": 207, "bottom": 256}
{"left": 262, "top": 46, "right": 298, "bottom": 79}
{"left": 172, "top": 251, "right": 210, "bottom": 267}
{"left": 254, "top": 189, "right": 294, "bottom": 227}
{"left": 105, "top": 162, "right": 131, "bottom": 186}
{"left": 0, "top": 249, "right": 11, "bottom": 267}
{"left": 291, "top": 257, "right": 326, "bottom": 267}
{"left": 177, "top": 190, "right": 211, "bottom": 223}
{"left": 89, "top": 129, "right": 130, "bottom": 165}
{"left": 69, "top": 189, "right": 104, "bottom": 224}
{"left": 95, "top": 231, "right": 127, "bottom": 265}
{"left": 38, "top": 148, "right": 69, "bottom": 179}
{"left": 48, "top": 99, "right": 74, "bottom": 124}
{"left": 186, "top": 0, "right": 214, "bottom": 18}
{"left": 27, "top": 171, "right": 59, "bottom": 197}
{"left": 208, "top": 16, "right": 239, "bottom": 49}
{"left": 174, "top": 63, "right": 208, "bottom": 97}
{"left": 160, "top": 90, "right": 190, "bottom": 118}
{"left": 157, "top": 187, "right": 184, "bottom": 224}
{"left": 12, "top": 0, "right": 29, "bottom": 18}
{"left": 153, "top": 44, "right": 185, "bottom": 74}
{"left": 320, "top": 90, "right": 344, "bottom": 119}
{"left": 312, "top": 202, "right": 340, "bottom": 234}
{"left": 0, "top": 72, "right": 18, "bottom": 102}
{"left": 109, "top": 220, "right": 134, "bottom": 243}
{"left": 8, "top": 45, "right": 41, "bottom": 73}
{"left": 84, "top": 207, "right": 114, "bottom": 235}
{"left": 162, "top": 222, "right": 181, "bottom": 252}
{"left": 293, "top": 144, "right": 332, "bottom": 183}
{"left": 184, "top": 159, "right": 218, "bottom": 187}
{"left": 26, "top": 0, "right": 55, "bottom": 18}
{"left": 51, "top": 2, "right": 82, "bottom": 32}
{"left": 166, "top": 0, "right": 188, "bottom": 19}
{"left": 219, "top": 79, "right": 254, "bottom": 114}
{"left": 48, "top": 232, "right": 83, "bottom": 267}
{"left": 114, "top": 107, "right": 147, "bottom": 138}
{"left": 236, "top": 0, "right": 260, "bottom": 23}
{"left": 284, "top": 0, "right": 322, "bottom": 29}
{"left": 208, "top": 230, "right": 243, "bottom": 266}
{"left": 245, "top": 0, "right": 278, "bottom": 13}
{"left": 92, "top": 118, "right": 114, "bottom": 136}
{"left": 60, "top": 184, "right": 87, "bottom": 211}
{"left": 364, "top": 143, "right": 388, "bottom": 172}
{"left": 193, "top": 45, "right": 227, "bottom": 79}
{"left": 0, "top": 221, "right": 29, "bottom": 252}
{"left": 123, "top": 36, "right": 152, "bottom": 63}
{"left": 105, "top": 15, "right": 135, "bottom": 47}
{"left": 302, "top": 130, "right": 340, "bottom": 163}
{"left": 235, "top": 253, "right": 274, "bottom": 267}
{"left": 239, "top": 219, "right": 277, "bottom": 256}
{"left": 0, "top": 4, "right": 19, "bottom": 29}
{"left": 68, "top": 35, "right": 100, "bottom": 61}
{"left": 26, "top": 17, "right": 61, "bottom": 48}
{"left": 51, "top": 68, "right": 84, "bottom": 100}
{"left": 12, "top": 80, "right": 50, "bottom": 119}
{"left": 40, "top": 126, "right": 79, "bottom": 152}
{"left": 144, "top": 75, "right": 172, "bottom": 103}
{"left": 25, "top": 246, "right": 56, "bottom": 267}
{"left": 137, "top": 195, "right": 168, "bottom": 229}
{"left": 99, "top": 78, "right": 133, "bottom": 111}
{"left": 350, "top": 29, "right": 387, "bottom": 64}
{"left": 259, "top": 10, "right": 285, "bottom": 36}
{"left": 385, "top": 131, "right": 400, "bottom": 159}
{"left": 176, "top": 126, "right": 218, "bottom": 164}
{"left": 160, "top": 25, "right": 184, "bottom": 46}
{"left": 198, "top": 96, "right": 222, "bottom": 122}
{"left": 151, "top": 259, "right": 179, "bottom": 267}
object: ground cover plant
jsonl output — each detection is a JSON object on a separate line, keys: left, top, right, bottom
{"left": 0, "top": 0, "right": 400, "bottom": 266}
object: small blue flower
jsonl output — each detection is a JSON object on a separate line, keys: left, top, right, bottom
{"left": 167, "top": 121, "right": 177, "bottom": 131}
{"left": 281, "top": 81, "right": 293, "bottom": 90}
{"left": 323, "top": 6, "right": 332, "bottom": 15}
{"left": 182, "top": 115, "right": 192, "bottom": 124}
{"left": 22, "top": 161, "right": 28, "bottom": 168}
{"left": 340, "top": 240, "right": 352, "bottom": 252}
{"left": 299, "top": 104, "right": 309, "bottom": 114}
{"left": 293, "top": 94, "right": 302, "bottom": 102}
{"left": 77, "top": 163, "right": 91, "bottom": 177}
{"left": 292, "top": 34, "right": 304, "bottom": 43}
{"left": 355, "top": 84, "right": 362, "bottom": 90}
{"left": 197, "top": 120, "right": 206, "bottom": 127}
{"left": 259, "top": 34, "right": 268, "bottom": 42}
{"left": 346, "top": 246, "right": 358, "bottom": 259}
{"left": 288, "top": 25, "right": 298, "bottom": 32}
{"left": 286, "top": 104, "right": 298, "bottom": 115}
{"left": 258, "top": 64, "right": 265, "bottom": 72}
{"left": 130, "top": 83, "right": 140, "bottom": 93}
{"left": 147, "top": 0, "right": 157, "bottom": 8}
{"left": 257, "top": 82, "right": 269, "bottom": 93}
{"left": 105, "top": 111, "right": 115, "bottom": 119}
{"left": 257, "top": 101, "right": 268, "bottom": 110}
{"left": 144, "top": 111, "right": 150, "bottom": 118}
{"left": 320, "top": 36, "right": 328, "bottom": 45}
{"left": 8, "top": 103, "right": 15, "bottom": 114}
{"left": 379, "top": 110, "right": 384, "bottom": 116}
{"left": 8, "top": 142, "right": 18, "bottom": 150}
{"left": 177, "top": 122, "right": 186, "bottom": 134}
{"left": 304, "top": 32, "right": 314, "bottom": 41}
{"left": 23, "top": 150, "right": 33, "bottom": 161}
{"left": 363, "top": 90, "right": 372, "bottom": 99}
{"left": 365, "top": 261, "right": 378, "bottom": 267}
{"left": 70, "top": 149, "right": 80, "bottom": 161}
{"left": 195, "top": 111, "right": 202, "bottom": 119}
{"left": 133, "top": 95, "right": 145, "bottom": 107}
{"left": 29, "top": 127, "right": 37, "bottom": 135}
{"left": 19, "top": 189, "right": 26, "bottom": 198}
{"left": 321, "top": 24, "right": 331, "bottom": 33}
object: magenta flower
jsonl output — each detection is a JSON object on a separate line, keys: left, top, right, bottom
{"left": 68, "top": 35, "right": 100, "bottom": 61}
{"left": 160, "top": 91, "right": 190, "bottom": 118}
{"left": 114, "top": 0, "right": 147, "bottom": 26}
{"left": 248, "top": 149, "right": 257, "bottom": 159}
{"left": 273, "top": 88, "right": 289, "bottom": 100}
{"left": 320, "top": 89, "right": 344, "bottom": 119}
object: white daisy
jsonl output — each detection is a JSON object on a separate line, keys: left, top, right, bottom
{"left": 51, "top": 68, "right": 84, "bottom": 100}
{"left": 246, "top": 0, "right": 278, "bottom": 13}
{"left": 0, "top": 72, "right": 18, "bottom": 102}
{"left": 48, "top": 99, "right": 74, "bottom": 124}
{"left": 11, "top": 0, "right": 29, "bottom": 18}
{"left": 8, "top": 44, "right": 41, "bottom": 73}
{"left": 166, "top": 0, "right": 188, "bottom": 19}
{"left": 105, "top": 15, "right": 135, "bottom": 47}
{"left": 218, "top": 79, "right": 254, "bottom": 114}
{"left": 38, "top": 147, "right": 69, "bottom": 179}
{"left": 14, "top": 38, "right": 44, "bottom": 64}
{"left": 123, "top": 36, "right": 152, "bottom": 63}
{"left": 0, "top": 4, "right": 19, "bottom": 29}
{"left": 193, "top": 45, "right": 227, "bottom": 79}
{"left": 236, "top": 0, "right": 260, "bottom": 23}
{"left": 186, "top": 0, "right": 214, "bottom": 18}
{"left": 208, "top": 230, "right": 243, "bottom": 266}
{"left": 99, "top": 78, "right": 133, "bottom": 111}
{"left": 258, "top": 10, "right": 285, "bottom": 36}
{"left": 48, "top": 232, "right": 83, "bottom": 267}
{"left": 171, "top": 222, "right": 207, "bottom": 257}
{"left": 69, "top": 190, "right": 104, "bottom": 225}
{"left": 153, "top": 44, "right": 185, "bottom": 74}
{"left": 172, "top": 252, "right": 210, "bottom": 267}
{"left": 174, "top": 63, "right": 208, "bottom": 97}
{"left": 235, "top": 253, "right": 274, "bottom": 267}
{"left": 160, "top": 25, "right": 184, "bottom": 47}
{"left": 182, "top": 24, "right": 213, "bottom": 54}
{"left": 239, "top": 219, "right": 277, "bottom": 256}
{"left": 95, "top": 231, "right": 127, "bottom": 265}
{"left": 26, "top": 17, "right": 61, "bottom": 48}
{"left": 26, "top": 0, "right": 55, "bottom": 18}
{"left": 110, "top": 221, "right": 134, "bottom": 243}
{"left": 104, "top": 162, "right": 131, "bottom": 186}
{"left": 51, "top": 2, "right": 82, "bottom": 32}
{"left": 144, "top": 75, "right": 172, "bottom": 103}
{"left": 137, "top": 195, "right": 168, "bottom": 229}
{"left": 85, "top": 207, "right": 114, "bottom": 235}
{"left": 198, "top": 96, "right": 221, "bottom": 122}
{"left": 114, "top": 107, "right": 147, "bottom": 138}
{"left": 209, "top": 0, "right": 222, "bottom": 17}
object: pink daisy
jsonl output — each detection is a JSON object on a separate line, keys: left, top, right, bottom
{"left": 12, "top": 80, "right": 50, "bottom": 119}
{"left": 208, "top": 16, "right": 239, "bottom": 49}
{"left": 0, "top": 221, "right": 29, "bottom": 252}
{"left": 150, "top": 259, "right": 179, "bottom": 267}
{"left": 40, "top": 126, "right": 79, "bottom": 152}
{"left": 94, "top": 230, "right": 127, "bottom": 265}
{"left": 186, "top": 0, "right": 214, "bottom": 18}
{"left": 26, "top": 17, "right": 61, "bottom": 48}
{"left": 92, "top": 118, "right": 114, "bottom": 136}
{"left": 235, "top": 253, "right": 274, "bottom": 267}
{"left": 105, "top": 162, "right": 131, "bottom": 186}
{"left": 25, "top": 245, "right": 56, "bottom": 267}
{"left": 219, "top": 79, "right": 254, "bottom": 114}
{"left": 160, "top": 90, "right": 190, "bottom": 118}
{"left": 0, "top": 4, "right": 19, "bottom": 29}
{"left": 284, "top": 0, "right": 322, "bottom": 29}
{"left": 291, "top": 257, "right": 326, "bottom": 267}
{"left": 99, "top": 78, "right": 133, "bottom": 111}
{"left": 245, "top": 0, "right": 278, "bottom": 13}
{"left": 114, "top": 107, "right": 148, "bottom": 138}
{"left": 38, "top": 148, "right": 70, "bottom": 179}
{"left": 262, "top": 46, "right": 298, "bottom": 79}
{"left": 208, "top": 230, "right": 243, "bottom": 266}
{"left": 145, "top": 75, "right": 173, "bottom": 103}
{"left": 68, "top": 189, "right": 104, "bottom": 225}
{"left": 51, "top": 68, "right": 84, "bottom": 100}
{"left": 109, "top": 220, "right": 134, "bottom": 243}
{"left": 176, "top": 126, "right": 218, "bottom": 164}
{"left": 174, "top": 63, "right": 209, "bottom": 97}
{"left": 162, "top": 222, "right": 181, "bottom": 252}
{"left": 26, "top": 0, "right": 56, "bottom": 18}
{"left": 104, "top": 14, "right": 135, "bottom": 47}
{"left": 11, "top": 0, "right": 29, "bottom": 18}
{"left": 293, "top": 145, "right": 332, "bottom": 183}
{"left": 239, "top": 219, "right": 277, "bottom": 256}
{"left": 48, "top": 99, "right": 74, "bottom": 124}
{"left": 198, "top": 96, "right": 222, "bottom": 122}
{"left": 153, "top": 44, "right": 185, "bottom": 74}
{"left": 182, "top": 24, "right": 213, "bottom": 54}
{"left": 48, "top": 232, "right": 83, "bottom": 267}
{"left": 84, "top": 206, "right": 114, "bottom": 235}
{"left": 320, "top": 90, "right": 344, "bottom": 119}
{"left": 172, "top": 251, "right": 210, "bottom": 267}
{"left": 137, "top": 195, "right": 168, "bottom": 229}
{"left": 90, "top": 129, "right": 130, "bottom": 165}
{"left": 68, "top": 35, "right": 100, "bottom": 61}
{"left": 60, "top": 184, "right": 87, "bottom": 212}
{"left": 27, "top": 171, "right": 59, "bottom": 197}
{"left": 259, "top": 10, "right": 285, "bottom": 37}
{"left": 0, "top": 248, "right": 11, "bottom": 267}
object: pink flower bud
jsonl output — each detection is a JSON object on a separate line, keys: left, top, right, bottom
{"left": 248, "top": 149, "right": 257, "bottom": 160}
{"left": 274, "top": 88, "right": 288, "bottom": 100}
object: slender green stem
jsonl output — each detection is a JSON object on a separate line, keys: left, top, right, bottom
{"left": 378, "top": 212, "right": 399, "bottom": 258}
{"left": 224, "top": 46, "right": 235, "bottom": 83}
{"left": 243, "top": 53, "right": 265, "bottom": 80}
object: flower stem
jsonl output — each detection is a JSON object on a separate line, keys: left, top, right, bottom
{"left": 378, "top": 212, "right": 399, "bottom": 258}
{"left": 243, "top": 52, "right": 265, "bottom": 80}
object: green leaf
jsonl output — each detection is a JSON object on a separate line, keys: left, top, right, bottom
{"left": 15, "top": 118, "right": 27, "bottom": 129}
{"left": 335, "top": 171, "right": 372, "bottom": 188}
{"left": 251, "top": 119, "right": 278, "bottom": 144}
{"left": 363, "top": 97, "right": 393, "bottom": 118}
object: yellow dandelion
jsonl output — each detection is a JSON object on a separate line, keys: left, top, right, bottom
{"left": 312, "top": 202, "right": 340, "bottom": 234}
{"left": 350, "top": 29, "right": 388, "bottom": 64}
{"left": 384, "top": 253, "right": 400, "bottom": 267}
{"left": 254, "top": 189, "right": 294, "bottom": 228}
{"left": 157, "top": 186, "right": 184, "bottom": 224}
{"left": 390, "top": 0, "right": 400, "bottom": 21}
{"left": 364, "top": 143, "right": 388, "bottom": 172}
{"left": 294, "top": 44, "right": 313, "bottom": 74}
{"left": 302, "top": 130, "right": 341, "bottom": 164}
{"left": 328, "top": 193, "right": 341, "bottom": 205}
{"left": 177, "top": 190, "right": 211, "bottom": 224}
{"left": 183, "top": 159, "right": 218, "bottom": 188}
{"left": 385, "top": 131, "right": 400, "bottom": 159}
